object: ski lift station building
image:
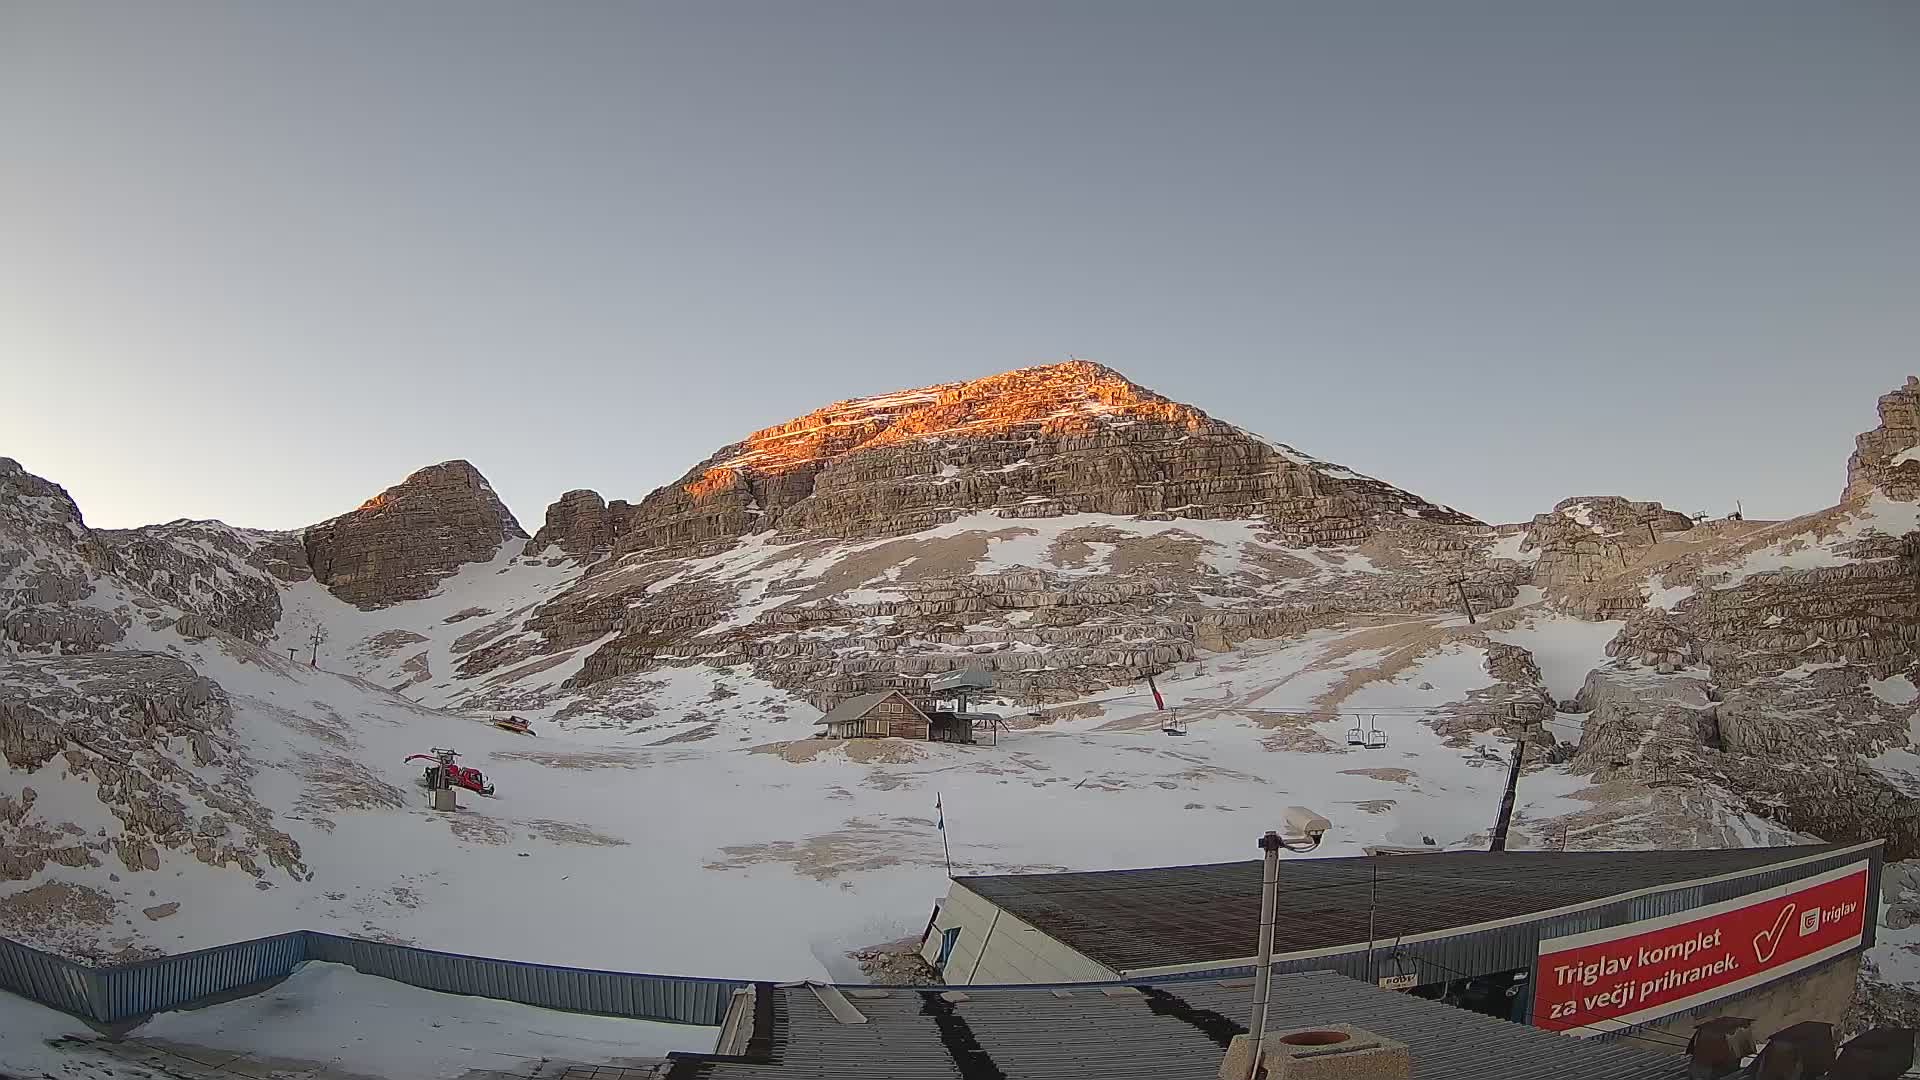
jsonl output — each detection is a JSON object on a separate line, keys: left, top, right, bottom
{"left": 919, "top": 840, "right": 1883, "bottom": 1041}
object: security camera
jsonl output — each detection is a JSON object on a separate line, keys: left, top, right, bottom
{"left": 1283, "top": 806, "right": 1331, "bottom": 842}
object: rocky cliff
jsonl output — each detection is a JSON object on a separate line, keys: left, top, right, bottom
{"left": 97, "top": 521, "right": 309, "bottom": 644}
{"left": 462, "top": 363, "right": 1497, "bottom": 707}
{"left": 303, "top": 460, "right": 527, "bottom": 609}
{"left": 525, "top": 489, "right": 637, "bottom": 561}
{"left": 0, "top": 457, "right": 125, "bottom": 658}
{"left": 1533, "top": 384, "right": 1920, "bottom": 854}
{"left": 1847, "top": 375, "right": 1920, "bottom": 502}
{"left": 580, "top": 361, "right": 1478, "bottom": 562}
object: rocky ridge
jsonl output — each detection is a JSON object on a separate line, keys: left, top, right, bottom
{"left": 98, "top": 520, "right": 310, "bottom": 644}
{"left": 541, "top": 361, "right": 1480, "bottom": 565}
{"left": 1, "top": 457, "right": 127, "bottom": 658}
{"left": 304, "top": 460, "right": 527, "bottom": 609}
{"left": 1847, "top": 375, "right": 1920, "bottom": 502}
{"left": 473, "top": 363, "right": 1491, "bottom": 707}
{"left": 1544, "top": 392, "right": 1920, "bottom": 854}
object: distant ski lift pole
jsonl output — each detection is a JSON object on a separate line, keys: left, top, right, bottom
{"left": 1448, "top": 577, "right": 1476, "bottom": 625}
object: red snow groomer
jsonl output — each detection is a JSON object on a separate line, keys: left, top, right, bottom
{"left": 407, "top": 750, "right": 494, "bottom": 796}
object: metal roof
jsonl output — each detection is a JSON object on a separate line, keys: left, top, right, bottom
{"left": 670, "top": 971, "right": 1690, "bottom": 1079}
{"left": 929, "top": 669, "right": 994, "bottom": 692}
{"left": 956, "top": 843, "right": 1856, "bottom": 973}
{"left": 815, "top": 691, "right": 919, "bottom": 726}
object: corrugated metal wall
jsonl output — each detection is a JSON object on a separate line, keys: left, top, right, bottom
{"left": 0, "top": 933, "right": 94, "bottom": 1018}
{"left": 0, "top": 928, "right": 744, "bottom": 1026}
{"left": 303, "top": 932, "right": 742, "bottom": 1024}
{"left": 94, "top": 931, "right": 309, "bottom": 1022}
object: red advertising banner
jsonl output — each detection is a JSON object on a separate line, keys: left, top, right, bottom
{"left": 1532, "top": 861, "right": 1869, "bottom": 1034}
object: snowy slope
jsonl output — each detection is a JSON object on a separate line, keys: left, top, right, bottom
{"left": 0, "top": 961, "right": 714, "bottom": 1077}
{"left": 2, "top": 583, "right": 1790, "bottom": 981}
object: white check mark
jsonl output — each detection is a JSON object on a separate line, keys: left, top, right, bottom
{"left": 1753, "top": 904, "right": 1795, "bottom": 964}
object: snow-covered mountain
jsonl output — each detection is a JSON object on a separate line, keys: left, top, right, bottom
{"left": 2, "top": 365, "right": 1917, "bottom": 986}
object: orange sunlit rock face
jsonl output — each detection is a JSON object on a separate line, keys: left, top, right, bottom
{"left": 683, "top": 468, "right": 743, "bottom": 502}
{"left": 695, "top": 361, "right": 1203, "bottom": 487}
{"left": 619, "top": 360, "right": 1478, "bottom": 557}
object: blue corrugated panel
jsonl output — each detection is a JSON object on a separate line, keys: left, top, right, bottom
{"left": 301, "top": 930, "right": 743, "bottom": 1024}
{"left": 95, "top": 930, "right": 307, "bottom": 1022}
{"left": 0, "top": 934, "right": 94, "bottom": 1019}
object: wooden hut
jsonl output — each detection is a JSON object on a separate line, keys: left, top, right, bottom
{"left": 815, "top": 690, "right": 932, "bottom": 740}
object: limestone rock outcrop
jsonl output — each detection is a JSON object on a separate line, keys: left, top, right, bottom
{"left": 1846, "top": 375, "right": 1920, "bottom": 502}
{"left": 304, "top": 460, "right": 527, "bottom": 609}
{"left": 0, "top": 652, "right": 305, "bottom": 883}
{"left": 1526, "top": 496, "right": 1693, "bottom": 590}
{"left": 525, "top": 489, "right": 639, "bottom": 561}
{"left": 1604, "top": 610, "right": 1700, "bottom": 673}
{"left": 602, "top": 362, "right": 1479, "bottom": 559}
{"left": 99, "top": 520, "right": 309, "bottom": 644}
{"left": 1, "top": 457, "right": 123, "bottom": 657}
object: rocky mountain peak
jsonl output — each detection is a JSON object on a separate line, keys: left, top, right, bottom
{"left": 599, "top": 361, "right": 1478, "bottom": 559}
{"left": 1846, "top": 375, "right": 1920, "bottom": 502}
{"left": 704, "top": 360, "right": 1207, "bottom": 480}
{"left": 303, "top": 460, "right": 527, "bottom": 609}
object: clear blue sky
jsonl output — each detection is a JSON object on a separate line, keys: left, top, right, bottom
{"left": 4, "top": 2, "right": 1916, "bottom": 530}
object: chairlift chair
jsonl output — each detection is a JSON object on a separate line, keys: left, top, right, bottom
{"left": 1365, "top": 726, "right": 1389, "bottom": 750}
{"left": 1346, "top": 725, "right": 1366, "bottom": 747}
{"left": 1162, "top": 710, "right": 1187, "bottom": 737}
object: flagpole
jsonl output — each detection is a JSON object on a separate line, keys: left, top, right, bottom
{"left": 938, "top": 792, "right": 953, "bottom": 878}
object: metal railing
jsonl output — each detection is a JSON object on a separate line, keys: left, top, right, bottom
{"left": 0, "top": 928, "right": 746, "bottom": 1027}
